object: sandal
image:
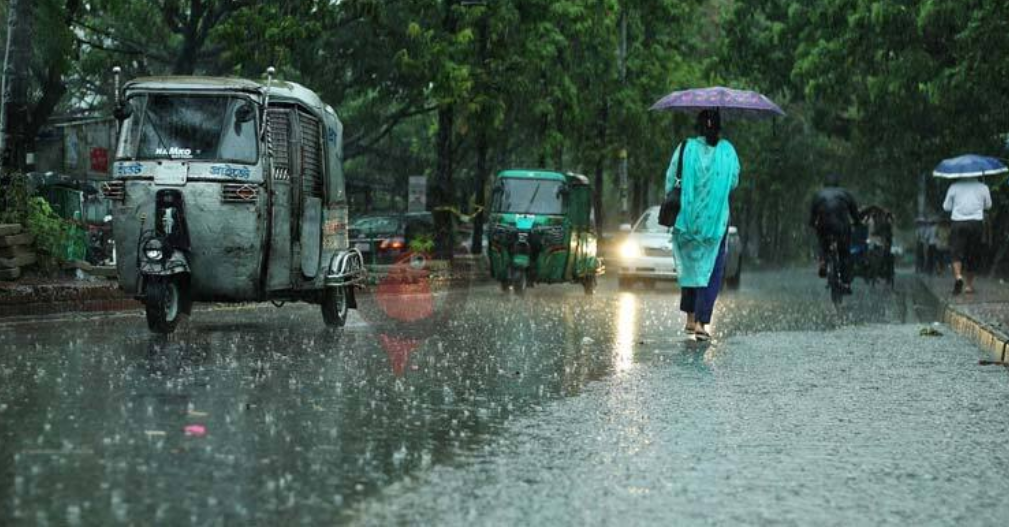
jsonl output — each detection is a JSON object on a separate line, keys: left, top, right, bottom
{"left": 693, "top": 329, "right": 711, "bottom": 342}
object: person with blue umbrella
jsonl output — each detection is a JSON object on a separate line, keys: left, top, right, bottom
{"left": 935, "top": 154, "right": 1006, "bottom": 295}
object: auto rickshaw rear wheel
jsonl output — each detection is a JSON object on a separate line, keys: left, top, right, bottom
{"left": 144, "top": 276, "right": 186, "bottom": 334}
{"left": 509, "top": 268, "right": 526, "bottom": 294}
{"left": 321, "top": 286, "right": 350, "bottom": 327}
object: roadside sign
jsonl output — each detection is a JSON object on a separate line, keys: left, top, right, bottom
{"left": 408, "top": 175, "right": 427, "bottom": 212}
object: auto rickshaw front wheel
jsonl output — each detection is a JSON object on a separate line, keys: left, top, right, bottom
{"left": 582, "top": 275, "right": 597, "bottom": 295}
{"left": 144, "top": 276, "right": 188, "bottom": 334}
{"left": 321, "top": 286, "right": 350, "bottom": 327}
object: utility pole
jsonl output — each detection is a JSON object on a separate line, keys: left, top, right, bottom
{"left": 1, "top": 0, "right": 35, "bottom": 173}
{"left": 617, "top": 6, "right": 628, "bottom": 222}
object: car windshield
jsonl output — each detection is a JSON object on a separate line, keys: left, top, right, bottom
{"left": 116, "top": 94, "right": 258, "bottom": 164}
{"left": 634, "top": 209, "right": 671, "bottom": 233}
{"left": 494, "top": 178, "right": 564, "bottom": 215}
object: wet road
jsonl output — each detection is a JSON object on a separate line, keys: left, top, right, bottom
{"left": 1, "top": 270, "right": 1007, "bottom": 525}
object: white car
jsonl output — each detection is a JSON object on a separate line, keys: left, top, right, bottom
{"left": 617, "top": 206, "right": 742, "bottom": 290}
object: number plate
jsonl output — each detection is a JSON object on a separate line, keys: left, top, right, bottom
{"left": 154, "top": 162, "right": 187, "bottom": 186}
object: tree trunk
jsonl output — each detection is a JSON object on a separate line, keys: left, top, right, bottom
{"left": 2, "top": 0, "right": 35, "bottom": 172}
{"left": 432, "top": 0, "right": 460, "bottom": 260}
{"left": 433, "top": 104, "right": 456, "bottom": 259}
{"left": 470, "top": 13, "right": 490, "bottom": 256}
{"left": 593, "top": 104, "right": 608, "bottom": 235}
{"left": 631, "top": 168, "right": 644, "bottom": 221}
{"left": 471, "top": 128, "right": 488, "bottom": 255}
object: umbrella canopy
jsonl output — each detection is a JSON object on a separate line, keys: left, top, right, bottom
{"left": 650, "top": 86, "right": 785, "bottom": 118}
{"left": 932, "top": 154, "right": 1008, "bottom": 179}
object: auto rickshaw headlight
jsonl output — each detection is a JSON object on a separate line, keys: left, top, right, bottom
{"left": 143, "top": 239, "right": 164, "bottom": 261}
{"left": 620, "top": 240, "right": 641, "bottom": 259}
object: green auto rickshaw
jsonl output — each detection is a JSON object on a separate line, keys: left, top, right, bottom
{"left": 487, "top": 169, "right": 604, "bottom": 294}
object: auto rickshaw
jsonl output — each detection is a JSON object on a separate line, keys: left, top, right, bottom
{"left": 487, "top": 169, "right": 603, "bottom": 294}
{"left": 851, "top": 205, "right": 895, "bottom": 287}
{"left": 107, "top": 69, "right": 366, "bottom": 332}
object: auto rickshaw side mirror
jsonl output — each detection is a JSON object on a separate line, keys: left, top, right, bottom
{"left": 235, "top": 102, "right": 255, "bottom": 135}
{"left": 113, "top": 101, "right": 133, "bottom": 122}
{"left": 236, "top": 103, "right": 255, "bottom": 124}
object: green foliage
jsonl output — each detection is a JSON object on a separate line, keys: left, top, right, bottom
{"left": 410, "top": 236, "right": 436, "bottom": 254}
{"left": 26, "top": 0, "right": 1009, "bottom": 264}
{"left": 719, "top": 0, "right": 1009, "bottom": 262}
{"left": 25, "top": 197, "right": 86, "bottom": 270}
{"left": 0, "top": 173, "right": 31, "bottom": 225}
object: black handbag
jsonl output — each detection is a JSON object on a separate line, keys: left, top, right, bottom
{"left": 658, "top": 140, "right": 686, "bottom": 227}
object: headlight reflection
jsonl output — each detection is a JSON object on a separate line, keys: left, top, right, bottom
{"left": 614, "top": 291, "right": 638, "bottom": 373}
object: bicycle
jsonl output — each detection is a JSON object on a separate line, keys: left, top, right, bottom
{"left": 824, "top": 237, "right": 846, "bottom": 306}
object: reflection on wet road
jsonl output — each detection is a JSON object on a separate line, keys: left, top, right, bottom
{"left": 1, "top": 271, "right": 1006, "bottom": 525}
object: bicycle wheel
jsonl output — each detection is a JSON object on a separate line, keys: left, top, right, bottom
{"left": 827, "top": 243, "right": 844, "bottom": 306}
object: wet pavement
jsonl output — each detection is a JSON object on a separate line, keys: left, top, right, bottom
{"left": 1, "top": 270, "right": 1007, "bottom": 525}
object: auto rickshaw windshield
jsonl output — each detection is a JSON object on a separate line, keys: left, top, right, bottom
{"left": 116, "top": 93, "right": 259, "bottom": 164}
{"left": 494, "top": 178, "right": 565, "bottom": 216}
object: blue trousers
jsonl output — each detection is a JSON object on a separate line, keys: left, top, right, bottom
{"left": 680, "top": 234, "right": 728, "bottom": 324}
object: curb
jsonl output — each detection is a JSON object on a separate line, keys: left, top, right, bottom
{"left": 0, "top": 282, "right": 140, "bottom": 319}
{"left": 0, "top": 269, "right": 492, "bottom": 321}
{"left": 916, "top": 276, "right": 1008, "bottom": 363}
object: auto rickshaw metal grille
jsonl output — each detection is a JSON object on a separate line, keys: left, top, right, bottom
{"left": 267, "top": 109, "right": 291, "bottom": 173}
{"left": 222, "top": 183, "right": 259, "bottom": 203}
{"left": 298, "top": 111, "right": 323, "bottom": 198}
{"left": 100, "top": 180, "right": 125, "bottom": 201}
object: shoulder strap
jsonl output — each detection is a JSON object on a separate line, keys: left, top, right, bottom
{"left": 675, "top": 140, "right": 686, "bottom": 185}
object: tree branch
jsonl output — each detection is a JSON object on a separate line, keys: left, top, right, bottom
{"left": 71, "top": 18, "right": 174, "bottom": 64}
{"left": 344, "top": 102, "right": 439, "bottom": 161}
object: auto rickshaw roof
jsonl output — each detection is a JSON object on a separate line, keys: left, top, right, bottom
{"left": 497, "top": 169, "right": 567, "bottom": 181}
{"left": 123, "top": 76, "right": 336, "bottom": 118}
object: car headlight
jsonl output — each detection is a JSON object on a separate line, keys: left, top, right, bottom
{"left": 620, "top": 240, "right": 641, "bottom": 259}
{"left": 143, "top": 239, "right": 164, "bottom": 261}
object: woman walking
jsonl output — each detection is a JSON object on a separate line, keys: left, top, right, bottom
{"left": 665, "top": 109, "right": 740, "bottom": 341}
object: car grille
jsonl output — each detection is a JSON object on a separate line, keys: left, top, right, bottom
{"left": 534, "top": 225, "right": 566, "bottom": 246}
{"left": 643, "top": 247, "right": 673, "bottom": 257}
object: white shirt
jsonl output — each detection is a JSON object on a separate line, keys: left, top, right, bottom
{"left": 943, "top": 180, "right": 991, "bottom": 221}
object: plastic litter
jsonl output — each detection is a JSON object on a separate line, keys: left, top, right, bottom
{"left": 184, "top": 424, "right": 207, "bottom": 437}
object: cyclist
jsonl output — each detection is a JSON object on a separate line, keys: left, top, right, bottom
{"left": 810, "top": 173, "right": 860, "bottom": 293}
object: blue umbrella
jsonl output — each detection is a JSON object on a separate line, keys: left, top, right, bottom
{"left": 932, "top": 154, "right": 1008, "bottom": 179}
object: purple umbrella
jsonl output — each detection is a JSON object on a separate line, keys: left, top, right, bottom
{"left": 650, "top": 86, "right": 785, "bottom": 118}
